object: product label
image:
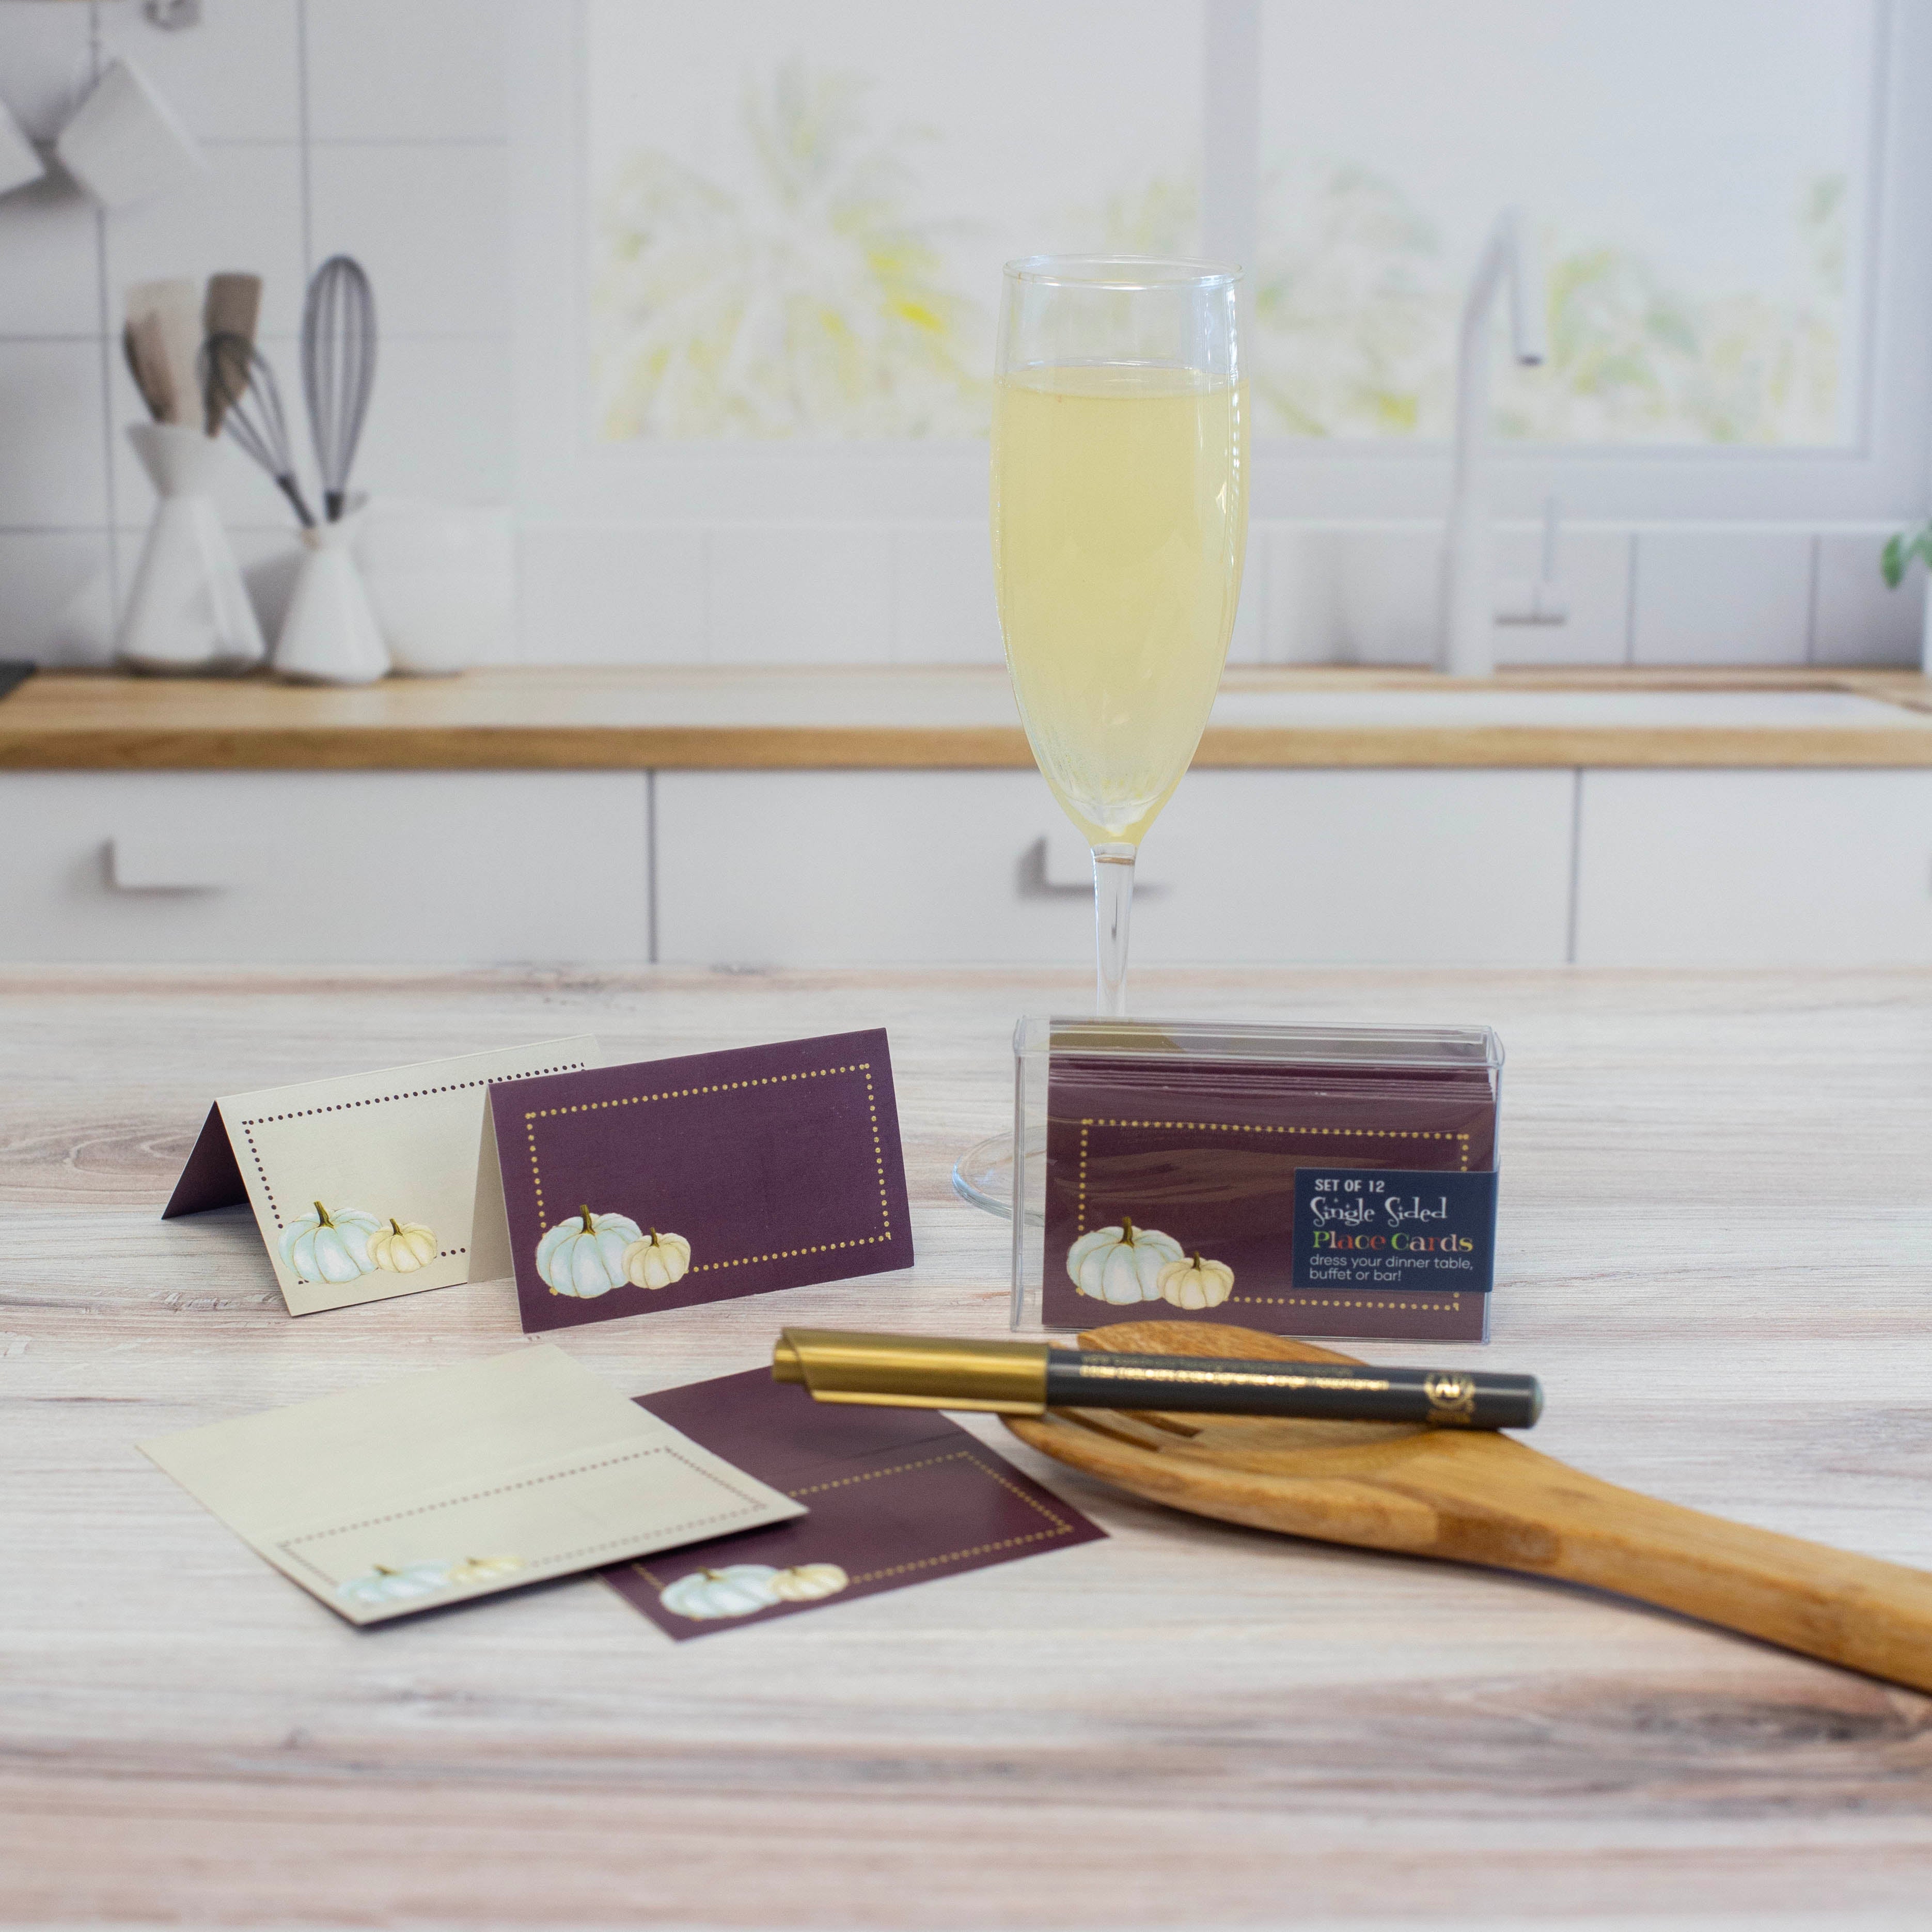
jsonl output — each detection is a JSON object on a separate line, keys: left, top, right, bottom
{"left": 1292, "top": 1167, "right": 1498, "bottom": 1295}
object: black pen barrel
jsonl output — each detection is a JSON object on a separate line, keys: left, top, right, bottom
{"left": 1044, "top": 1349, "right": 1542, "bottom": 1430}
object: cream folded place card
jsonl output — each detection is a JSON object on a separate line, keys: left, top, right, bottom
{"left": 139, "top": 1346, "right": 805, "bottom": 1625}
{"left": 163, "top": 1036, "right": 603, "bottom": 1315}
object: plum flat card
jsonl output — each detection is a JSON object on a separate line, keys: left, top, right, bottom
{"left": 485, "top": 1029, "right": 915, "bottom": 1333}
{"left": 139, "top": 1346, "right": 804, "bottom": 1626}
{"left": 163, "top": 1036, "right": 602, "bottom": 1316}
{"left": 603, "top": 1368, "right": 1106, "bottom": 1639}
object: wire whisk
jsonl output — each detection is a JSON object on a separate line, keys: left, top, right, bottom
{"left": 201, "top": 332, "right": 316, "bottom": 528}
{"left": 302, "top": 254, "right": 378, "bottom": 523}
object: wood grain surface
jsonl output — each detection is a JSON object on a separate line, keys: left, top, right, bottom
{"left": 3, "top": 964, "right": 1931, "bottom": 1928}
{"left": 5, "top": 664, "right": 1931, "bottom": 771}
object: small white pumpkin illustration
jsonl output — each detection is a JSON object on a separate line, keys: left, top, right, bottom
{"left": 768, "top": 1562, "right": 849, "bottom": 1604}
{"left": 660, "top": 1564, "right": 783, "bottom": 1621}
{"left": 368, "top": 1217, "right": 438, "bottom": 1273}
{"left": 279, "top": 1201, "right": 383, "bottom": 1283}
{"left": 335, "top": 1560, "right": 453, "bottom": 1608}
{"left": 1156, "top": 1251, "right": 1235, "bottom": 1310}
{"left": 535, "top": 1204, "right": 643, "bottom": 1298}
{"left": 622, "top": 1227, "right": 692, "bottom": 1290}
{"left": 1066, "top": 1216, "right": 1185, "bottom": 1303}
{"left": 446, "top": 1554, "right": 525, "bottom": 1590}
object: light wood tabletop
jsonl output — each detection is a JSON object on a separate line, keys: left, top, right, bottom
{"left": 3, "top": 963, "right": 1930, "bottom": 1928}
{"left": 5, "top": 663, "right": 1932, "bottom": 770}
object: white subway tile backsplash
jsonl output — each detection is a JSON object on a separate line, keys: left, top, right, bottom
{"left": 101, "top": 1, "right": 301, "bottom": 144}
{"left": 0, "top": 174, "right": 100, "bottom": 337}
{"left": 309, "top": 144, "right": 509, "bottom": 337}
{"left": 103, "top": 142, "right": 308, "bottom": 337}
{"left": 0, "top": 5, "right": 93, "bottom": 142}
{"left": 1332, "top": 531, "right": 1438, "bottom": 665}
{"left": 0, "top": 341, "right": 109, "bottom": 527}
{"left": 1492, "top": 527, "right": 1632, "bottom": 666}
{"left": 0, "top": 531, "right": 114, "bottom": 665}
{"left": 350, "top": 336, "right": 513, "bottom": 502}
{"left": 1630, "top": 531, "right": 1812, "bottom": 666}
{"left": 306, "top": 0, "right": 508, "bottom": 143}
{"left": 518, "top": 525, "right": 705, "bottom": 664}
{"left": 709, "top": 526, "right": 892, "bottom": 665}
{"left": 890, "top": 524, "right": 1001, "bottom": 664}
{"left": 1262, "top": 528, "right": 1342, "bottom": 663}
{"left": 1812, "top": 533, "right": 1924, "bottom": 667}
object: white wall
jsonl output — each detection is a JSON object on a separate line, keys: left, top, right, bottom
{"left": 0, "top": 0, "right": 1924, "bottom": 671}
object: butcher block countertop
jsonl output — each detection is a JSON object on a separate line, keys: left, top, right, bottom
{"left": 4, "top": 963, "right": 1931, "bottom": 1927}
{"left": 4, "top": 663, "right": 1932, "bottom": 769}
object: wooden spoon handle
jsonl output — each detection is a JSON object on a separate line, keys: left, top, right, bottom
{"left": 1468, "top": 1456, "right": 1932, "bottom": 1693}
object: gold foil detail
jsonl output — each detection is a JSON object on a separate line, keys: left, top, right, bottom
{"left": 1422, "top": 1370, "right": 1479, "bottom": 1425}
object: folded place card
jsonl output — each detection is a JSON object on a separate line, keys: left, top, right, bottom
{"left": 139, "top": 1346, "right": 804, "bottom": 1625}
{"left": 164, "top": 1036, "right": 603, "bottom": 1315}
{"left": 473, "top": 1029, "right": 916, "bottom": 1334}
{"left": 604, "top": 1367, "right": 1106, "bottom": 1639}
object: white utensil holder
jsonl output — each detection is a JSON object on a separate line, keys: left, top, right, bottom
{"left": 274, "top": 515, "right": 391, "bottom": 686}
{"left": 116, "top": 423, "right": 267, "bottom": 676}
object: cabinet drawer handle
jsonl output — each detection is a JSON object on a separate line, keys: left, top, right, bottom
{"left": 109, "top": 835, "right": 256, "bottom": 892}
{"left": 1018, "top": 835, "right": 1166, "bottom": 900}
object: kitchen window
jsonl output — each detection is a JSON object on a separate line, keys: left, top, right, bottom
{"left": 510, "top": 0, "right": 1932, "bottom": 525}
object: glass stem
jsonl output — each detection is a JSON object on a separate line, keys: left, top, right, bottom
{"left": 1092, "top": 842, "right": 1136, "bottom": 1016}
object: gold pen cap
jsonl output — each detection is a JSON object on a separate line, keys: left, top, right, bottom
{"left": 773, "top": 1328, "right": 1050, "bottom": 1415}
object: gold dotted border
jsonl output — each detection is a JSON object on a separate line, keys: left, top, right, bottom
{"left": 1075, "top": 1116, "right": 1469, "bottom": 1313}
{"left": 524, "top": 1063, "right": 892, "bottom": 1275}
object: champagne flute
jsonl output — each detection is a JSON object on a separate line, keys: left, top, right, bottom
{"left": 991, "top": 256, "right": 1247, "bottom": 1015}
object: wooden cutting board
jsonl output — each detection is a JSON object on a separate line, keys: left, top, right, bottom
{"left": 1006, "top": 1320, "right": 1932, "bottom": 1694}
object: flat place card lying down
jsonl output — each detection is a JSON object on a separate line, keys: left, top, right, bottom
{"left": 139, "top": 1347, "right": 803, "bottom": 1625}
{"left": 604, "top": 1368, "right": 1106, "bottom": 1639}
{"left": 164, "top": 1035, "right": 604, "bottom": 1315}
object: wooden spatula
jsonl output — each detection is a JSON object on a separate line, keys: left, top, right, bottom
{"left": 1006, "top": 1321, "right": 1932, "bottom": 1694}
{"left": 201, "top": 272, "right": 261, "bottom": 432}
{"left": 125, "top": 278, "right": 200, "bottom": 429}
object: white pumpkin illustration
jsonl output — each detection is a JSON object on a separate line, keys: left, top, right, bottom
{"left": 446, "top": 1554, "right": 525, "bottom": 1590}
{"left": 535, "top": 1204, "right": 643, "bottom": 1298}
{"left": 368, "top": 1217, "right": 438, "bottom": 1273}
{"left": 1066, "top": 1216, "right": 1185, "bottom": 1303}
{"left": 1156, "top": 1251, "right": 1235, "bottom": 1310}
{"left": 622, "top": 1227, "right": 692, "bottom": 1291}
{"left": 279, "top": 1201, "right": 384, "bottom": 1283}
{"left": 336, "top": 1560, "right": 453, "bottom": 1608}
{"left": 659, "top": 1564, "right": 783, "bottom": 1620}
{"left": 768, "top": 1562, "right": 849, "bottom": 1604}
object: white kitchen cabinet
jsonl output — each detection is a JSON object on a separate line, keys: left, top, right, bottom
{"left": 0, "top": 772, "right": 649, "bottom": 964}
{"left": 1574, "top": 770, "right": 1932, "bottom": 966}
{"left": 654, "top": 769, "right": 1576, "bottom": 966}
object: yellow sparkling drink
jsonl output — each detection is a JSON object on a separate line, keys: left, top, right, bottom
{"left": 992, "top": 363, "right": 1247, "bottom": 846}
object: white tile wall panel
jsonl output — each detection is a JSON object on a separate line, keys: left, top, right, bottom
{"left": 1812, "top": 533, "right": 1924, "bottom": 667}
{"left": 1629, "top": 530, "right": 1812, "bottom": 666}
{"left": 0, "top": 342, "right": 110, "bottom": 527}
{"left": 101, "top": 0, "right": 301, "bottom": 143}
{"left": 890, "top": 523, "right": 1002, "bottom": 664}
{"left": 656, "top": 768, "right": 1574, "bottom": 967}
{"left": 517, "top": 525, "right": 706, "bottom": 664}
{"left": 0, "top": 532, "right": 115, "bottom": 666}
{"left": 102, "top": 142, "right": 309, "bottom": 338}
{"left": 306, "top": 0, "right": 509, "bottom": 142}
{"left": 1262, "top": 528, "right": 1343, "bottom": 663}
{"left": 1575, "top": 769, "right": 1932, "bottom": 966}
{"left": 708, "top": 526, "right": 892, "bottom": 665}
{"left": 0, "top": 6, "right": 94, "bottom": 142}
{"left": 1332, "top": 530, "right": 1439, "bottom": 664}
{"left": 349, "top": 336, "right": 513, "bottom": 502}
{"left": 1491, "top": 527, "right": 1632, "bottom": 666}
{"left": 0, "top": 176, "right": 101, "bottom": 338}
{"left": 309, "top": 143, "right": 510, "bottom": 338}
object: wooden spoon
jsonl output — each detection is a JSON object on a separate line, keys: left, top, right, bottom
{"left": 1006, "top": 1320, "right": 1932, "bottom": 1694}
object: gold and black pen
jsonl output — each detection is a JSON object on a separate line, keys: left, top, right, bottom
{"left": 772, "top": 1329, "right": 1542, "bottom": 1431}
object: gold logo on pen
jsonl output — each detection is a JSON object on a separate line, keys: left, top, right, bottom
{"left": 1422, "top": 1372, "right": 1478, "bottom": 1425}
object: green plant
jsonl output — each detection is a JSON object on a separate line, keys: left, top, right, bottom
{"left": 1881, "top": 520, "right": 1932, "bottom": 589}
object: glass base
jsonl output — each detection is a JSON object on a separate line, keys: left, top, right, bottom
{"left": 951, "top": 1129, "right": 1045, "bottom": 1224}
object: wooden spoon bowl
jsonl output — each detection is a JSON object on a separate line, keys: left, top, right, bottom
{"left": 1007, "top": 1320, "right": 1932, "bottom": 1693}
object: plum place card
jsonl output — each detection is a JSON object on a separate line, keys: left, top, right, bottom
{"left": 474, "top": 1029, "right": 915, "bottom": 1334}
{"left": 139, "top": 1346, "right": 805, "bottom": 1626}
{"left": 603, "top": 1367, "right": 1106, "bottom": 1639}
{"left": 163, "top": 1036, "right": 603, "bottom": 1316}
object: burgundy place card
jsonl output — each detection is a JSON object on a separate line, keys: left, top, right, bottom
{"left": 473, "top": 1029, "right": 915, "bottom": 1333}
{"left": 604, "top": 1367, "right": 1106, "bottom": 1639}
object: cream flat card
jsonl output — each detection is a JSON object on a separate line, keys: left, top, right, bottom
{"left": 139, "top": 1346, "right": 806, "bottom": 1625}
{"left": 163, "top": 1035, "right": 604, "bottom": 1315}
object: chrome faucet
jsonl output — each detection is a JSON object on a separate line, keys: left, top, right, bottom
{"left": 1440, "top": 207, "right": 1547, "bottom": 677}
